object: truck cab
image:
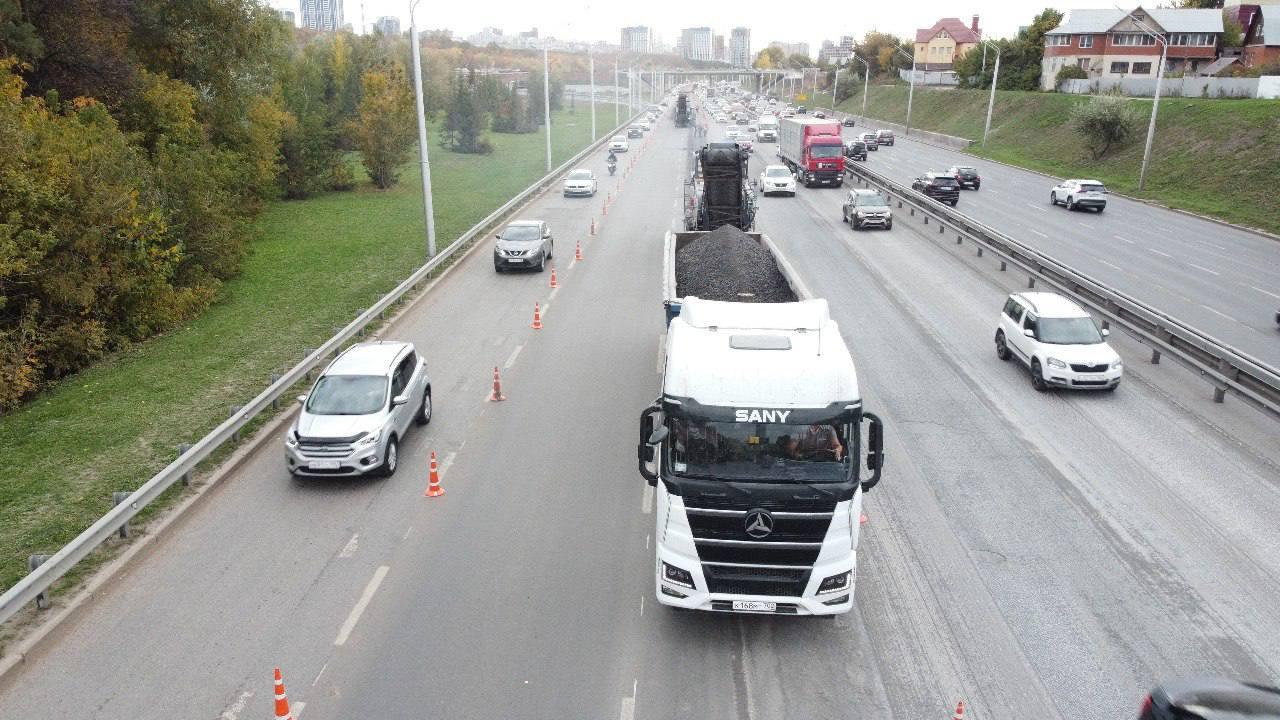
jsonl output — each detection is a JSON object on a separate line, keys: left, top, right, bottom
{"left": 639, "top": 297, "right": 885, "bottom": 615}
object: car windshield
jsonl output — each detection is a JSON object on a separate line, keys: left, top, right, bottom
{"left": 957, "top": 167, "right": 977, "bottom": 174}
{"left": 811, "top": 145, "right": 842, "bottom": 158}
{"left": 1079, "top": 184, "right": 1106, "bottom": 194}
{"left": 568, "top": 170, "right": 592, "bottom": 180}
{"left": 503, "top": 224, "right": 541, "bottom": 241}
{"left": 765, "top": 167, "right": 791, "bottom": 177}
{"left": 1038, "top": 317, "right": 1104, "bottom": 345}
{"left": 862, "top": 134, "right": 876, "bottom": 140}
{"left": 670, "top": 417, "right": 853, "bottom": 483}
{"left": 306, "top": 375, "right": 387, "bottom": 416}
{"left": 931, "top": 177, "right": 958, "bottom": 186}
{"left": 855, "top": 195, "right": 887, "bottom": 207}
{"left": 611, "top": 136, "right": 624, "bottom": 142}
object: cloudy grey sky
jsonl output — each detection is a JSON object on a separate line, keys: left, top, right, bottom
{"left": 272, "top": 0, "right": 1115, "bottom": 51}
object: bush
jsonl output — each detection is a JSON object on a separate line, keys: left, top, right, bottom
{"left": 1054, "top": 64, "right": 1088, "bottom": 90}
{"left": 1069, "top": 94, "right": 1141, "bottom": 160}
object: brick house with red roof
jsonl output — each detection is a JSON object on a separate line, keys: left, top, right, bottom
{"left": 914, "top": 16, "right": 982, "bottom": 71}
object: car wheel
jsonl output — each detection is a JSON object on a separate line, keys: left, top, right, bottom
{"left": 995, "top": 331, "right": 1011, "bottom": 361}
{"left": 546, "top": 242, "right": 553, "bottom": 260}
{"left": 885, "top": 220, "right": 893, "bottom": 230}
{"left": 1067, "top": 197, "right": 1076, "bottom": 211}
{"left": 842, "top": 208, "right": 848, "bottom": 223}
{"left": 950, "top": 199, "right": 958, "bottom": 207}
{"left": 1050, "top": 192, "right": 1057, "bottom": 206}
{"left": 1105, "top": 382, "right": 1120, "bottom": 393}
{"left": 415, "top": 388, "right": 432, "bottom": 426}
{"left": 974, "top": 184, "right": 980, "bottom": 191}
{"left": 494, "top": 264, "right": 504, "bottom": 273}
{"left": 537, "top": 254, "right": 545, "bottom": 272}
{"left": 379, "top": 436, "right": 399, "bottom": 477}
{"left": 1031, "top": 360, "right": 1048, "bottom": 392}
{"left": 1095, "top": 206, "right": 1104, "bottom": 214}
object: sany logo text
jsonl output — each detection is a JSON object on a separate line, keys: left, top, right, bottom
{"left": 734, "top": 409, "right": 792, "bottom": 423}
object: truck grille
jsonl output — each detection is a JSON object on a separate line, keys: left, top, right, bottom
{"left": 703, "top": 565, "right": 810, "bottom": 597}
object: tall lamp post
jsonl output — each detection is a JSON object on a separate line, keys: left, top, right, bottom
{"left": 831, "top": 60, "right": 841, "bottom": 116}
{"left": 614, "top": 58, "right": 620, "bottom": 128}
{"left": 542, "top": 45, "right": 552, "bottom": 172}
{"left": 852, "top": 53, "right": 871, "bottom": 123}
{"left": 589, "top": 50, "right": 596, "bottom": 141}
{"left": 1124, "top": 10, "right": 1169, "bottom": 191}
{"left": 893, "top": 44, "right": 918, "bottom": 136}
{"left": 408, "top": 0, "right": 436, "bottom": 258}
{"left": 979, "top": 40, "right": 1002, "bottom": 147}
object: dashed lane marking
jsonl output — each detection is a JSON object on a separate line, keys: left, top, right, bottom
{"left": 1114, "top": 234, "right": 1134, "bottom": 244}
{"left": 1186, "top": 262, "right": 1220, "bottom": 276}
{"left": 334, "top": 565, "right": 390, "bottom": 646}
{"left": 220, "top": 690, "right": 253, "bottom": 720}
{"left": 504, "top": 344, "right": 524, "bottom": 369}
{"left": 642, "top": 484, "right": 654, "bottom": 515}
{"left": 312, "top": 663, "right": 328, "bottom": 687}
{"left": 442, "top": 451, "right": 456, "bottom": 474}
{"left": 1248, "top": 285, "right": 1280, "bottom": 300}
{"left": 548, "top": 286, "right": 560, "bottom": 302}
{"left": 1028, "top": 228, "right": 1048, "bottom": 238}
{"left": 1098, "top": 259, "right": 1122, "bottom": 271}
{"left": 338, "top": 533, "right": 358, "bottom": 559}
{"left": 1148, "top": 248, "right": 1172, "bottom": 258}
{"left": 1201, "top": 304, "right": 1241, "bottom": 324}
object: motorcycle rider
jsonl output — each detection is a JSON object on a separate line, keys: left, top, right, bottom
{"left": 606, "top": 149, "right": 617, "bottom": 175}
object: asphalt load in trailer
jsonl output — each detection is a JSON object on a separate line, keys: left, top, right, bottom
{"left": 675, "top": 225, "right": 797, "bottom": 304}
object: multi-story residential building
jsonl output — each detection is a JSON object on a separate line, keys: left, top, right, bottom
{"left": 1040, "top": 6, "right": 1224, "bottom": 89}
{"left": 681, "top": 27, "right": 714, "bottom": 61}
{"left": 299, "top": 0, "right": 342, "bottom": 32}
{"left": 914, "top": 16, "right": 981, "bottom": 71}
{"left": 730, "top": 27, "right": 751, "bottom": 67}
{"left": 818, "top": 40, "right": 853, "bottom": 65}
{"left": 769, "top": 40, "right": 810, "bottom": 60}
{"left": 621, "top": 26, "right": 652, "bottom": 53}
{"left": 278, "top": 9, "right": 296, "bottom": 26}
{"left": 373, "top": 16, "right": 400, "bottom": 36}
{"left": 713, "top": 34, "right": 726, "bottom": 62}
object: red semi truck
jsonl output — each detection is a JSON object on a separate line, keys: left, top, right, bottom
{"left": 777, "top": 117, "right": 845, "bottom": 188}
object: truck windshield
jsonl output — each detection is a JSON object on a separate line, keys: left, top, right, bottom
{"left": 669, "top": 416, "right": 853, "bottom": 483}
{"left": 810, "top": 145, "right": 842, "bottom": 158}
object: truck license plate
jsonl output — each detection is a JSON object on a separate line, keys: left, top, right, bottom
{"left": 309, "top": 460, "right": 341, "bottom": 470}
{"left": 732, "top": 600, "right": 776, "bottom": 612}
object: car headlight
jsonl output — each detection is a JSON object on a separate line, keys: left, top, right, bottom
{"left": 1047, "top": 357, "right": 1067, "bottom": 370}
{"left": 355, "top": 431, "right": 380, "bottom": 447}
{"left": 286, "top": 429, "right": 299, "bottom": 447}
{"left": 856, "top": 210, "right": 867, "bottom": 216}
{"left": 661, "top": 562, "right": 695, "bottom": 589}
{"left": 817, "top": 571, "right": 851, "bottom": 595}
{"left": 1111, "top": 359, "right": 1123, "bottom": 369}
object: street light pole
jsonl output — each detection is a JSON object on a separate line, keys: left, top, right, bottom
{"left": 614, "top": 58, "right": 620, "bottom": 128}
{"left": 1122, "top": 12, "right": 1168, "bottom": 191}
{"left": 981, "top": 41, "right": 1002, "bottom": 147}
{"left": 543, "top": 45, "right": 552, "bottom": 172}
{"left": 831, "top": 61, "right": 840, "bottom": 115}
{"left": 408, "top": 0, "right": 436, "bottom": 258}
{"left": 852, "top": 53, "right": 870, "bottom": 122}
{"left": 589, "top": 51, "right": 596, "bottom": 141}
{"left": 893, "top": 44, "right": 917, "bottom": 136}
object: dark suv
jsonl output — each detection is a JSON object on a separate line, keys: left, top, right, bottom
{"left": 843, "top": 188, "right": 893, "bottom": 230}
{"left": 841, "top": 117, "right": 857, "bottom": 127}
{"left": 912, "top": 173, "right": 960, "bottom": 206}
{"left": 948, "top": 165, "right": 981, "bottom": 190}
{"left": 844, "top": 140, "right": 867, "bottom": 161}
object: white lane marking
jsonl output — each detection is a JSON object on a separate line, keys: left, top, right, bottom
{"left": 1098, "top": 259, "right": 1122, "bottom": 271}
{"left": 1114, "top": 234, "right": 1134, "bottom": 244}
{"left": 1186, "top": 262, "right": 1220, "bottom": 276}
{"left": 312, "top": 663, "right": 328, "bottom": 687}
{"left": 541, "top": 302, "right": 551, "bottom": 317}
{"left": 645, "top": 534, "right": 650, "bottom": 550}
{"left": 548, "top": 286, "right": 560, "bottom": 302}
{"left": 338, "top": 534, "right": 359, "bottom": 559}
{"left": 504, "top": 343, "right": 524, "bottom": 369}
{"left": 334, "top": 565, "right": 390, "bottom": 646}
{"left": 1028, "top": 228, "right": 1048, "bottom": 238}
{"left": 569, "top": 258, "right": 578, "bottom": 269}
{"left": 642, "top": 484, "right": 655, "bottom": 515}
{"left": 620, "top": 696, "right": 635, "bottom": 720}
{"left": 1026, "top": 203, "right": 1047, "bottom": 213}
{"left": 1148, "top": 248, "right": 1172, "bottom": 258}
{"left": 293, "top": 701, "right": 306, "bottom": 718}
{"left": 403, "top": 526, "right": 413, "bottom": 541}
{"left": 1202, "top": 241, "right": 1226, "bottom": 250}
{"left": 220, "top": 690, "right": 253, "bottom": 720}
{"left": 640, "top": 595, "right": 645, "bottom": 616}
{"left": 986, "top": 189, "right": 999, "bottom": 195}
{"left": 442, "top": 451, "right": 456, "bottom": 474}
{"left": 1248, "top": 285, "right": 1280, "bottom": 300}
{"left": 1077, "top": 221, "right": 1092, "bottom": 229}
{"left": 1200, "top": 305, "right": 1240, "bottom": 324}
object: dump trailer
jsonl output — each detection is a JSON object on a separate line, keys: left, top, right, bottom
{"left": 675, "top": 93, "right": 691, "bottom": 127}
{"left": 639, "top": 225, "right": 887, "bottom": 616}
{"left": 682, "top": 142, "right": 756, "bottom": 232}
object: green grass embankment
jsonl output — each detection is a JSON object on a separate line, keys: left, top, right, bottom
{"left": 837, "top": 85, "right": 1280, "bottom": 235}
{"left": 0, "top": 103, "right": 623, "bottom": 601}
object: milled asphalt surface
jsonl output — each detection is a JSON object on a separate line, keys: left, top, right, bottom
{"left": 828, "top": 119, "right": 1280, "bottom": 365}
{"left": 1, "top": 111, "right": 1278, "bottom": 720}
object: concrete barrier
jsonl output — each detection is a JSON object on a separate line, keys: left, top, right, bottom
{"left": 838, "top": 112, "right": 973, "bottom": 151}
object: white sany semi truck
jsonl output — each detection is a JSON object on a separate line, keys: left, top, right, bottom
{"left": 638, "top": 229, "right": 885, "bottom": 616}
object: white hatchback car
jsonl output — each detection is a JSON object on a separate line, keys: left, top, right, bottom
{"left": 995, "top": 292, "right": 1122, "bottom": 391}
{"left": 758, "top": 164, "right": 796, "bottom": 196}
{"left": 1050, "top": 179, "right": 1108, "bottom": 213}
{"left": 609, "top": 135, "right": 629, "bottom": 152}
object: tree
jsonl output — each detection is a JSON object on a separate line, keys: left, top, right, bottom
{"left": 526, "top": 67, "right": 563, "bottom": 127}
{"left": 0, "top": 0, "right": 44, "bottom": 60}
{"left": 955, "top": 8, "right": 1063, "bottom": 90}
{"left": 786, "top": 53, "right": 814, "bottom": 69}
{"left": 1070, "top": 94, "right": 1140, "bottom": 159}
{"left": 1220, "top": 14, "right": 1244, "bottom": 49}
{"left": 354, "top": 64, "right": 417, "bottom": 187}
{"left": 491, "top": 84, "right": 532, "bottom": 133}
{"left": 1054, "top": 63, "right": 1088, "bottom": 90}
{"left": 441, "top": 75, "right": 492, "bottom": 154}
{"left": 1175, "top": 0, "right": 1221, "bottom": 8}
{"left": 753, "top": 47, "right": 784, "bottom": 69}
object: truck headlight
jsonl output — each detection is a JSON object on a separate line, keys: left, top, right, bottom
{"left": 355, "top": 431, "right": 380, "bottom": 447}
{"left": 817, "top": 570, "right": 851, "bottom": 595}
{"left": 661, "top": 562, "right": 696, "bottom": 589}
{"left": 1047, "top": 357, "right": 1067, "bottom": 370}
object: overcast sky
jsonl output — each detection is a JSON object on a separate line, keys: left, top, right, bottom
{"left": 271, "top": 0, "right": 1116, "bottom": 52}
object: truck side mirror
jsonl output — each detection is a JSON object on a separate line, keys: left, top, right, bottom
{"left": 638, "top": 405, "right": 664, "bottom": 485}
{"left": 861, "top": 412, "right": 885, "bottom": 491}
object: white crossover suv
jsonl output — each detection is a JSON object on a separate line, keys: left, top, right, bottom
{"left": 995, "top": 292, "right": 1122, "bottom": 392}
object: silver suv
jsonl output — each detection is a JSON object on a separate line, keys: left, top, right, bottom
{"left": 493, "top": 220, "right": 554, "bottom": 273}
{"left": 842, "top": 188, "right": 893, "bottom": 230}
{"left": 285, "top": 342, "right": 431, "bottom": 478}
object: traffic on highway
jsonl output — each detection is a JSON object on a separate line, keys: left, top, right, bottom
{"left": 2, "top": 38, "right": 1279, "bottom": 720}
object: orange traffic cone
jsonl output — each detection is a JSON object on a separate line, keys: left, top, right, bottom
{"left": 424, "top": 451, "right": 444, "bottom": 497}
{"left": 549, "top": 267, "right": 559, "bottom": 288}
{"left": 590, "top": 218, "right": 596, "bottom": 236}
{"left": 860, "top": 513, "right": 868, "bottom": 525}
{"left": 952, "top": 700, "right": 965, "bottom": 720}
{"left": 602, "top": 199, "right": 608, "bottom": 215}
{"left": 273, "top": 668, "right": 293, "bottom": 720}
{"left": 575, "top": 240, "right": 584, "bottom": 261}
{"left": 531, "top": 302, "right": 544, "bottom": 329}
{"left": 488, "top": 366, "right": 506, "bottom": 402}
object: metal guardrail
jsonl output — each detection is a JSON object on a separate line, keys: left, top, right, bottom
{"left": 0, "top": 110, "right": 647, "bottom": 625}
{"left": 845, "top": 163, "right": 1280, "bottom": 420}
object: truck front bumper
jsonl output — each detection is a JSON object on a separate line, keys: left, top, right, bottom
{"left": 655, "top": 550, "right": 856, "bottom": 616}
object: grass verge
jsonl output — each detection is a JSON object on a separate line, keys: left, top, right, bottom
{"left": 837, "top": 85, "right": 1280, "bottom": 235}
{"left": 0, "top": 103, "right": 624, "bottom": 606}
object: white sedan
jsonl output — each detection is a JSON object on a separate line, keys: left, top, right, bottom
{"left": 609, "top": 135, "right": 629, "bottom": 152}
{"left": 758, "top": 165, "right": 796, "bottom": 197}
{"left": 562, "top": 169, "right": 598, "bottom": 197}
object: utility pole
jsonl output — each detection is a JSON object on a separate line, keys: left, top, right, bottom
{"left": 589, "top": 51, "right": 596, "bottom": 140}
{"left": 408, "top": 0, "right": 436, "bottom": 258}
{"left": 895, "top": 44, "right": 917, "bottom": 136}
{"left": 831, "top": 61, "right": 841, "bottom": 115}
{"left": 614, "top": 58, "right": 620, "bottom": 127}
{"left": 853, "top": 53, "right": 870, "bottom": 122}
{"left": 982, "top": 41, "right": 1002, "bottom": 147}
{"left": 543, "top": 46, "right": 552, "bottom": 172}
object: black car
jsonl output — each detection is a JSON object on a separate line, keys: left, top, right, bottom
{"left": 844, "top": 140, "right": 867, "bottom": 161}
{"left": 796, "top": 105, "right": 808, "bottom": 114}
{"left": 1140, "top": 678, "right": 1280, "bottom": 719}
{"left": 842, "top": 117, "right": 857, "bottom": 127}
{"left": 911, "top": 173, "right": 960, "bottom": 206}
{"left": 948, "top": 165, "right": 981, "bottom": 190}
